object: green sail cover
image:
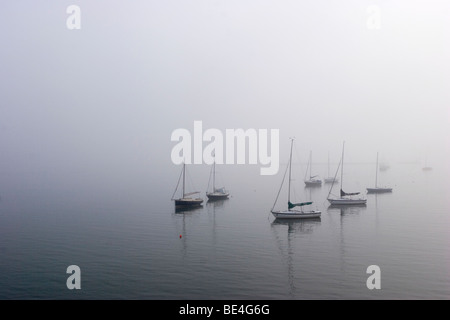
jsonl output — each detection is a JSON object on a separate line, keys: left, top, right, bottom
{"left": 288, "top": 201, "right": 313, "bottom": 209}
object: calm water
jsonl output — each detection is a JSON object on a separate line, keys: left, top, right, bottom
{"left": 0, "top": 162, "right": 449, "bottom": 299}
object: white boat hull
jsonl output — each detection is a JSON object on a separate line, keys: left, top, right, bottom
{"left": 327, "top": 198, "right": 367, "bottom": 205}
{"left": 324, "top": 177, "right": 338, "bottom": 183}
{"left": 206, "top": 192, "right": 229, "bottom": 200}
{"left": 272, "top": 210, "right": 321, "bottom": 219}
{"left": 366, "top": 187, "right": 392, "bottom": 193}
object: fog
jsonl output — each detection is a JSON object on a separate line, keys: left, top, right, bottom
{"left": 0, "top": 1, "right": 449, "bottom": 201}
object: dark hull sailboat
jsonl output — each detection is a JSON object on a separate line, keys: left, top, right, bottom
{"left": 174, "top": 197, "right": 204, "bottom": 206}
{"left": 172, "top": 163, "right": 203, "bottom": 209}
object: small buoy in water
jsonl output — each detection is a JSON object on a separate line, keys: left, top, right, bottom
{"left": 179, "top": 235, "right": 182, "bottom": 238}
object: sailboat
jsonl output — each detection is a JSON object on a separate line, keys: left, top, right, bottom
{"left": 324, "top": 152, "right": 339, "bottom": 183}
{"left": 422, "top": 158, "right": 432, "bottom": 171}
{"left": 367, "top": 152, "right": 392, "bottom": 193}
{"left": 172, "top": 162, "right": 203, "bottom": 208}
{"left": 304, "top": 150, "right": 322, "bottom": 187}
{"left": 271, "top": 139, "right": 321, "bottom": 219}
{"left": 327, "top": 142, "right": 367, "bottom": 205}
{"left": 206, "top": 160, "right": 229, "bottom": 200}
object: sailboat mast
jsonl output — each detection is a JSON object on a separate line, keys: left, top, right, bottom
{"left": 288, "top": 139, "right": 293, "bottom": 204}
{"left": 182, "top": 162, "right": 186, "bottom": 198}
{"left": 340, "top": 142, "right": 345, "bottom": 196}
{"left": 310, "top": 151, "right": 312, "bottom": 179}
{"left": 375, "top": 152, "right": 379, "bottom": 188}
{"left": 327, "top": 152, "right": 330, "bottom": 177}
{"left": 213, "top": 160, "right": 216, "bottom": 192}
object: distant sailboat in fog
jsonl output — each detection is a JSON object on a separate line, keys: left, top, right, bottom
{"left": 420, "top": 154, "right": 433, "bottom": 171}
{"left": 304, "top": 150, "right": 322, "bottom": 187}
{"left": 327, "top": 142, "right": 367, "bottom": 205}
{"left": 366, "top": 152, "right": 393, "bottom": 193}
{"left": 206, "top": 160, "right": 230, "bottom": 201}
{"left": 422, "top": 158, "right": 432, "bottom": 171}
{"left": 172, "top": 162, "right": 203, "bottom": 209}
{"left": 324, "top": 152, "right": 339, "bottom": 184}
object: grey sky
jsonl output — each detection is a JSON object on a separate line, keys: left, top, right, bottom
{"left": 0, "top": 1, "right": 449, "bottom": 191}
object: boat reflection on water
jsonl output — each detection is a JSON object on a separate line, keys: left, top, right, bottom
{"left": 326, "top": 203, "right": 367, "bottom": 279}
{"left": 207, "top": 193, "right": 229, "bottom": 204}
{"left": 205, "top": 198, "right": 228, "bottom": 218}
{"left": 175, "top": 204, "right": 203, "bottom": 214}
{"left": 327, "top": 203, "right": 367, "bottom": 215}
{"left": 271, "top": 217, "right": 321, "bottom": 232}
{"left": 206, "top": 198, "right": 226, "bottom": 208}
{"left": 270, "top": 218, "right": 321, "bottom": 297}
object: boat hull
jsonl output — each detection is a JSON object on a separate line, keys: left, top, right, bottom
{"left": 304, "top": 180, "right": 322, "bottom": 187}
{"left": 174, "top": 198, "right": 204, "bottom": 207}
{"left": 327, "top": 198, "right": 367, "bottom": 205}
{"left": 366, "top": 187, "right": 392, "bottom": 193}
{"left": 272, "top": 210, "right": 321, "bottom": 219}
{"left": 206, "top": 192, "right": 229, "bottom": 200}
{"left": 324, "top": 178, "right": 338, "bottom": 183}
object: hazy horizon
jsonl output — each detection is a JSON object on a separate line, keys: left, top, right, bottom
{"left": 1, "top": 1, "right": 449, "bottom": 191}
